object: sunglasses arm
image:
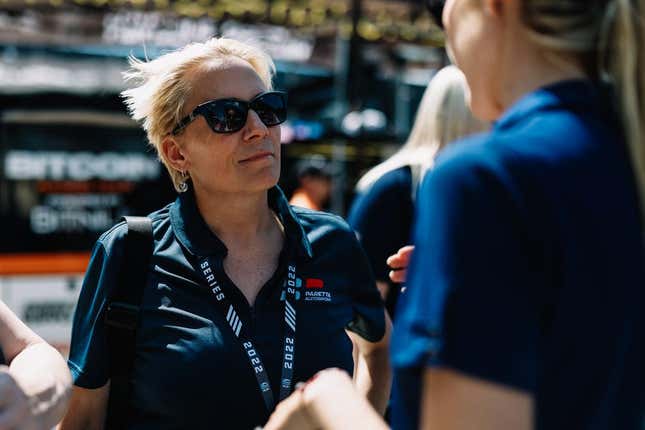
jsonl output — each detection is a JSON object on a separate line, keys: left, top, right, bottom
{"left": 172, "top": 111, "right": 200, "bottom": 136}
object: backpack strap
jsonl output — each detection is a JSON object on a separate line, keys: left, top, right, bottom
{"left": 104, "top": 216, "right": 153, "bottom": 429}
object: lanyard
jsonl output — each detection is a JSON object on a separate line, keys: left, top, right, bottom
{"left": 196, "top": 255, "right": 298, "bottom": 411}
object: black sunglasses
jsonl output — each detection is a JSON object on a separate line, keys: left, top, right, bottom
{"left": 172, "top": 91, "right": 288, "bottom": 135}
{"left": 425, "top": 0, "right": 445, "bottom": 29}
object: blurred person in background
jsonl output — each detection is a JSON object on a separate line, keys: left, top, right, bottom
{"left": 347, "top": 65, "right": 487, "bottom": 317}
{"left": 288, "top": 156, "right": 333, "bottom": 211}
{"left": 0, "top": 300, "right": 71, "bottom": 429}
{"left": 265, "top": 0, "right": 645, "bottom": 428}
{"left": 60, "top": 37, "right": 390, "bottom": 430}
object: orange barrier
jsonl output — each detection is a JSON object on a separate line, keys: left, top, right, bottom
{"left": 0, "top": 253, "right": 90, "bottom": 275}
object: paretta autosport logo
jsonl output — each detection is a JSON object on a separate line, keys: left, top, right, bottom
{"left": 303, "top": 278, "right": 332, "bottom": 303}
{"left": 282, "top": 277, "right": 332, "bottom": 302}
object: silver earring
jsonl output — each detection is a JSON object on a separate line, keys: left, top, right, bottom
{"left": 178, "top": 171, "right": 189, "bottom": 193}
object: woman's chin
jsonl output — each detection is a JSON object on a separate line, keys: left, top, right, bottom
{"left": 246, "top": 172, "right": 281, "bottom": 192}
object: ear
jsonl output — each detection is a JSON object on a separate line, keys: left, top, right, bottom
{"left": 161, "top": 135, "right": 189, "bottom": 173}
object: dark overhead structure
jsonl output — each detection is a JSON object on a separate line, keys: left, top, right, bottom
{"left": 0, "top": 0, "right": 443, "bottom": 45}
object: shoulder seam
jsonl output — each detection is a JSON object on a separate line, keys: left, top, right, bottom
{"left": 292, "top": 209, "right": 348, "bottom": 225}
{"left": 97, "top": 221, "right": 127, "bottom": 243}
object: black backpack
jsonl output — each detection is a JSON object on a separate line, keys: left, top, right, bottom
{"left": 103, "top": 216, "right": 153, "bottom": 429}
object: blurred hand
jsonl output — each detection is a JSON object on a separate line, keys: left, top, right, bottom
{"left": 264, "top": 368, "right": 357, "bottom": 430}
{"left": 300, "top": 368, "right": 355, "bottom": 409}
{"left": 387, "top": 245, "right": 415, "bottom": 284}
{"left": 264, "top": 386, "right": 318, "bottom": 430}
{"left": 302, "top": 368, "right": 386, "bottom": 430}
{"left": 0, "top": 365, "right": 35, "bottom": 430}
{"left": 265, "top": 369, "right": 388, "bottom": 430}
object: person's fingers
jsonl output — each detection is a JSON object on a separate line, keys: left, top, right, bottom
{"left": 264, "top": 406, "right": 288, "bottom": 430}
{"left": 264, "top": 390, "right": 308, "bottom": 430}
{"left": 395, "top": 246, "right": 415, "bottom": 264}
{"left": 386, "top": 245, "right": 415, "bottom": 269}
{"left": 263, "top": 406, "right": 287, "bottom": 430}
{"left": 389, "top": 268, "right": 407, "bottom": 283}
{"left": 385, "top": 254, "right": 401, "bottom": 268}
{"left": 387, "top": 245, "right": 414, "bottom": 283}
{"left": 301, "top": 368, "right": 353, "bottom": 404}
{"left": 312, "top": 367, "right": 347, "bottom": 380}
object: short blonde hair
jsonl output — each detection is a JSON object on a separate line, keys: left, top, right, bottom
{"left": 121, "top": 38, "right": 276, "bottom": 191}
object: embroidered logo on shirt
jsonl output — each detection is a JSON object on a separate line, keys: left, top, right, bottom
{"left": 303, "top": 278, "right": 332, "bottom": 303}
{"left": 281, "top": 275, "right": 332, "bottom": 302}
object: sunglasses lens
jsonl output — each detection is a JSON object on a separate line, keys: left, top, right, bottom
{"left": 426, "top": 0, "right": 445, "bottom": 29}
{"left": 196, "top": 92, "right": 287, "bottom": 134}
{"left": 205, "top": 100, "right": 247, "bottom": 133}
{"left": 252, "top": 92, "right": 288, "bottom": 127}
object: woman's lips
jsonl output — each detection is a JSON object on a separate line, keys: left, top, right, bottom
{"left": 239, "top": 152, "right": 274, "bottom": 163}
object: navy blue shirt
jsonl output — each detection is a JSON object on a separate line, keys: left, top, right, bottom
{"left": 69, "top": 187, "right": 385, "bottom": 429}
{"left": 391, "top": 81, "right": 645, "bottom": 429}
{"left": 348, "top": 166, "right": 414, "bottom": 317}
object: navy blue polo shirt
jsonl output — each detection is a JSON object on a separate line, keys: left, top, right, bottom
{"left": 391, "top": 80, "right": 645, "bottom": 430}
{"left": 348, "top": 166, "right": 414, "bottom": 317}
{"left": 68, "top": 187, "right": 385, "bottom": 429}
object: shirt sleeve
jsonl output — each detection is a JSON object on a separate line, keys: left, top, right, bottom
{"left": 391, "top": 147, "right": 538, "bottom": 392}
{"left": 342, "top": 228, "right": 387, "bottom": 343}
{"left": 347, "top": 169, "right": 414, "bottom": 281}
{"left": 68, "top": 223, "right": 127, "bottom": 389}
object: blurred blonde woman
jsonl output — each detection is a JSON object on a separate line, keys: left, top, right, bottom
{"left": 266, "top": 0, "right": 645, "bottom": 429}
{"left": 348, "top": 65, "right": 487, "bottom": 317}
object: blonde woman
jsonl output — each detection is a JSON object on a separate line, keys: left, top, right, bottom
{"left": 265, "top": 0, "right": 645, "bottom": 429}
{"left": 60, "top": 38, "right": 391, "bottom": 430}
{"left": 347, "top": 65, "right": 486, "bottom": 317}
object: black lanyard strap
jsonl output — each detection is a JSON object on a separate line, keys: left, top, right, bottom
{"left": 279, "top": 264, "right": 298, "bottom": 400}
{"left": 196, "top": 256, "right": 298, "bottom": 411}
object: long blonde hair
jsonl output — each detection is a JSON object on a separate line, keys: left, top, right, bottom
{"left": 522, "top": 0, "right": 645, "bottom": 221}
{"left": 356, "top": 65, "right": 487, "bottom": 194}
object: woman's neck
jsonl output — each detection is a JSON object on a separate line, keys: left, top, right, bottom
{"left": 193, "top": 186, "right": 277, "bottom": 247}
{"left": 497, "top": 26, "right": 589, "bottom": 114}
{"left": 500, "top": 54, "right": 588, "bottom": 112}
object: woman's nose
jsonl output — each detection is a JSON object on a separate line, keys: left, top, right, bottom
{"left": 243, "top": 109, "right": 269, "bottom": 141}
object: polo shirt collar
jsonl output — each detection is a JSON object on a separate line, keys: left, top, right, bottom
{"left": 170, "top": 185, "right": 313, "bottom": 260}
{"left": 494, "top": 79, "right": 608, "bottom": 132}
